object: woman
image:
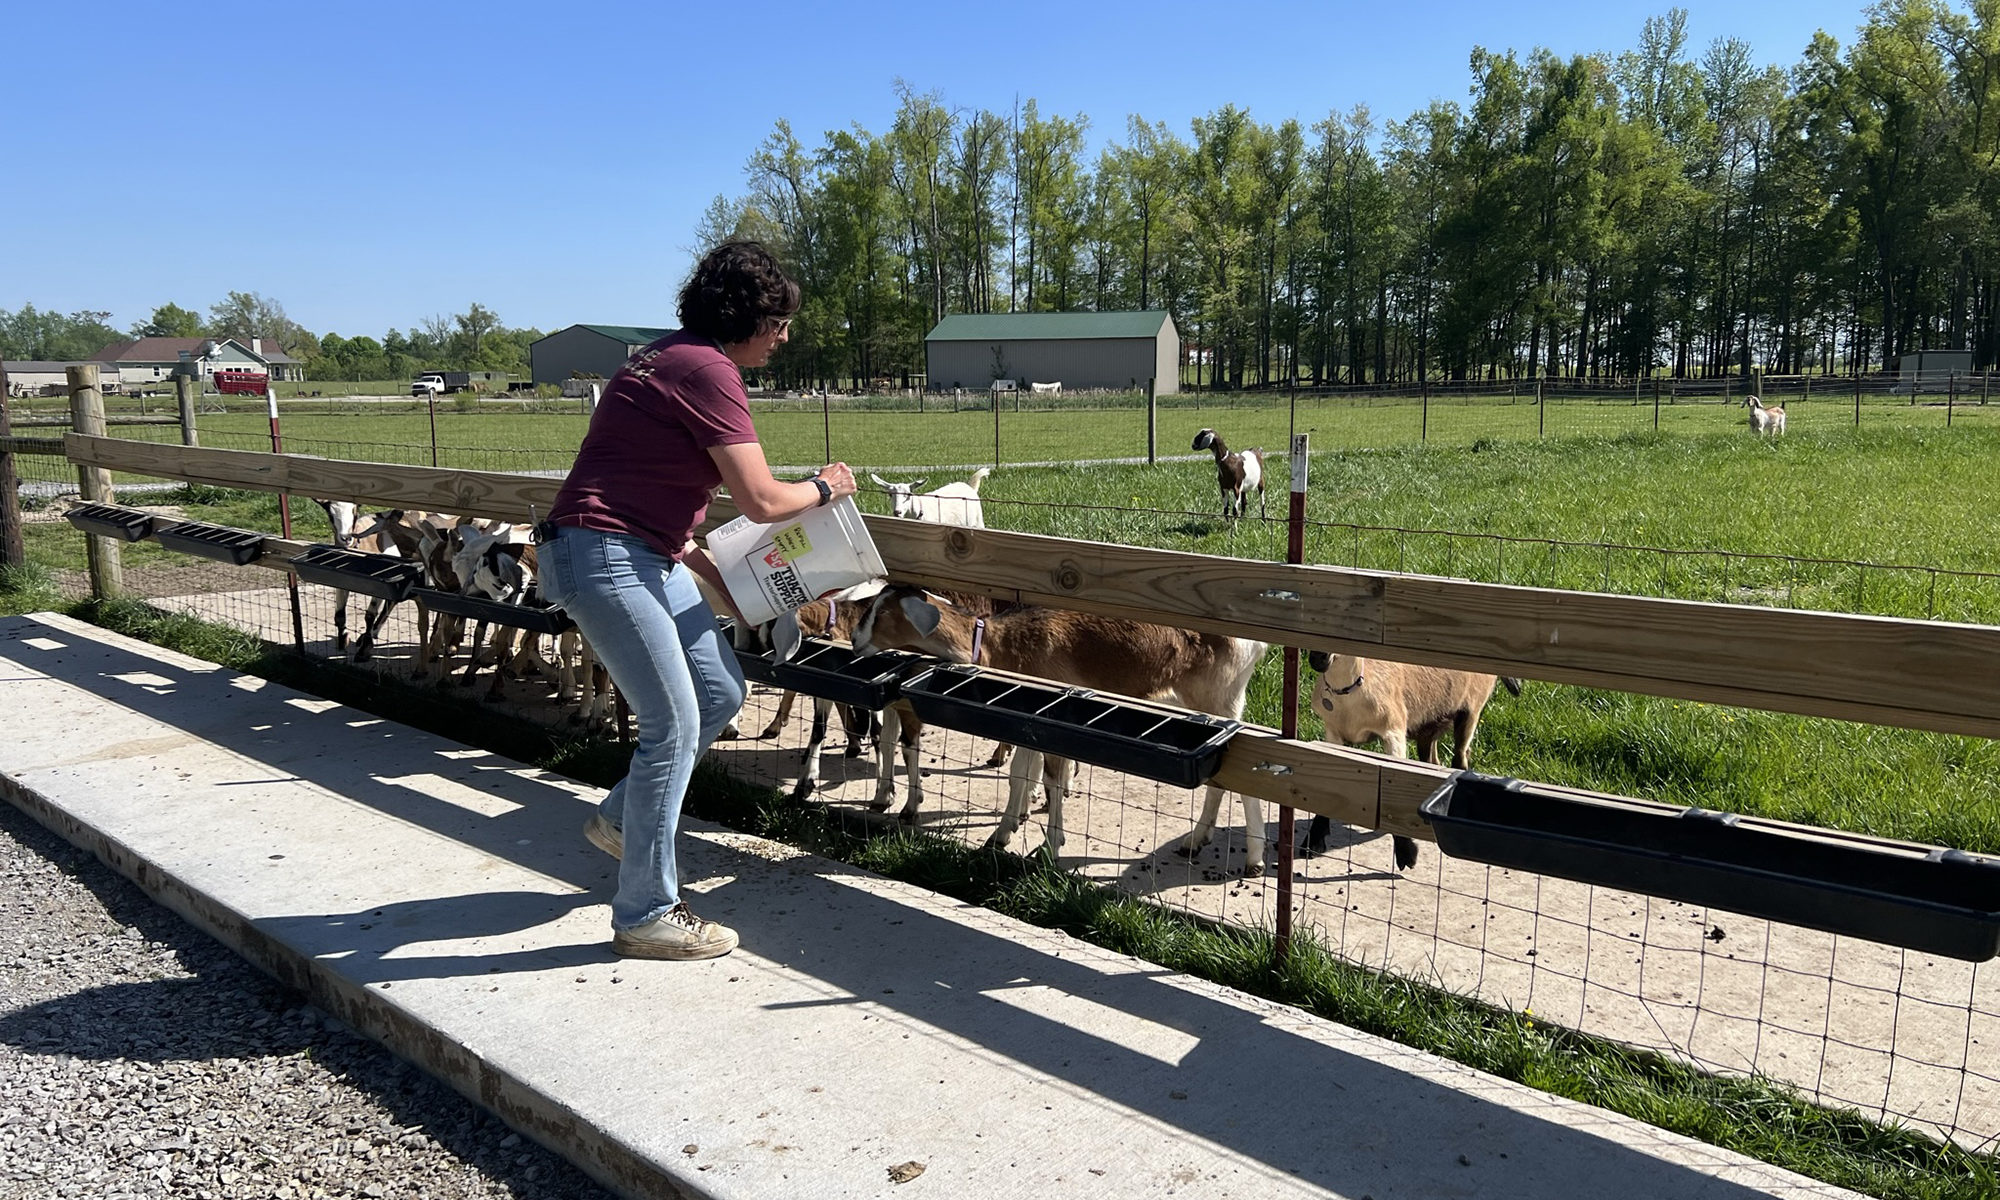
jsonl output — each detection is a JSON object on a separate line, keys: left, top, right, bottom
{"left": 539, "top": 240, "right": 858, "bottom": 960}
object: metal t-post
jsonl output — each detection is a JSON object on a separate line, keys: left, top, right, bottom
{"left": 269, "top": 389, "right": 305, "bottom": 652}
{"left": 1274, "top": 431, "right": 1308, "bottom": 968}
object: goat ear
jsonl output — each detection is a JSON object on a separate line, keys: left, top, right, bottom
{"left": 899, "top": 594, "right": 944, "bottom": 637}
{"left": 868, "top": 473, "right": 890, "bottom": 488}
{"left": 1307, "top": 650, "right": 1331, "bottom": 674}
{"left": 833, "top": 578, "right": 887, "bottom": 602}
{"left": 771, "top": 613, "right": 805, "bottom": 663}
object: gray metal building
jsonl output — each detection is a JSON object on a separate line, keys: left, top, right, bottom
{"left": 530, "top": 324, "right": 672, "bottom": 386}
{"left": 923, "top": 311, "right": 1180, "bottom": 394}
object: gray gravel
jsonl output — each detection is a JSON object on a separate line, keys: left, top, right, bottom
{"left": 0, "top": 799, "right": 615, "bottom": 1200}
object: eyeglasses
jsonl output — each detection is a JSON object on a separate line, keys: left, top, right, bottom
{"left": 766, "top": 316, "right": 792, "bottom": 335}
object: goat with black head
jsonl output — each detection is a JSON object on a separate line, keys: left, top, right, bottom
{"left": 1192, "top": 428, "right": 1265, "bottom": 520}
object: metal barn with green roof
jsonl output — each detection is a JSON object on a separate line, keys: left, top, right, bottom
{"left": 923, "top": 311, "right": 1179, "bottom": 394}
{"left": 529, "top": 323, "right": 673, "bottom": 386}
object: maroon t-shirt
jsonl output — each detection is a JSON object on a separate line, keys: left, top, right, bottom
{"left": 549, "top": 331, "right": 760, "bottom": 560}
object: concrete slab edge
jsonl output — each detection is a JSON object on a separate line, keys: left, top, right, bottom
{"left": 0, "top": 770, "right": 704, "bottom": 1200}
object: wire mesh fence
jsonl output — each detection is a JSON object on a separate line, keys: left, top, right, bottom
{"left": 6, "top": 419, "right": 2000, "bottom": 1154}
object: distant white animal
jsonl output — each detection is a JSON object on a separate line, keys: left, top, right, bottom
{"left": 1029, "top": 381, "right": 1062, "bottom": 395}
{"left": 868, "top": 467, "right": 992, "bottom": 528}
{"left": 1746, "top": 396, "right": 1786, "bottom": 436}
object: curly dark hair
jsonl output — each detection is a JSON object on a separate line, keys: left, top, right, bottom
{"left": 677, "top": 240, "right": 800, "bottom": 344}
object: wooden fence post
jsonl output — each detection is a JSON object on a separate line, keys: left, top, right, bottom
{"left": 175, "top": 374, "right": 199, "bottom": 446}
{"left": 1652, "top": 377, "right": 1661, "bottom": 431}
{"left": 0, "top": 364, "right": 24, "bottom": 568}
{"left": 68, "top": 365, "right": 122, "bottom": 598}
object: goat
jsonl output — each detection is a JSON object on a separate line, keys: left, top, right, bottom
{"left": 1746, "top": 396, "right": 1786, "bottom": 436}
{"left": 1029, "top": 381, "right": 1062, "bottom": 396}
{"left": 1305, "top": 648, "right": 1522, "bottom": 870}
{"left": 1191, "top": 428, "right": 1265, "bottom": 519}
{"left": 868, "top": 467, "right": 992, "bottom": 527}
{"left": 313, "top": 501, "right": 425, "bottom": 663}
{"left": 853, "top": 586, "right": 1268, "bottom": 870}
{"left": 448, "top": 522, "right": 556, "bottom": 701}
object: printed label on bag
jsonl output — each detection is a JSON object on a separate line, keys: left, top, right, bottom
{"left": 749, "top": 535, "right": 812, "bottom": 613}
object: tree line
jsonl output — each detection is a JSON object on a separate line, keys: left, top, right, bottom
{"left": 0, "top": 294, "right": 541, "bottom": 384}
{"left": 707, "top": 2, "right": 2000, "bottom": 391}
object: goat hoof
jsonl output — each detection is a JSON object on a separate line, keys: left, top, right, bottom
{"left": 1239, "top": 859, "right": 1267, "bottom": 878}
{"left": 789, "top": 779, "right": 818, "bottom": 801}
{"left": 896, "top": 808, "right": 921, "bottom": 826}
{"left": 1393, "top": 835, "right": 1419, "bottom": 872}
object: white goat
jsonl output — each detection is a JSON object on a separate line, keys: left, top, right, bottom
{"left": 1306, "top": 648, "right": 1522, "bottom": 870}
{"left": 869, "top": 467, "right": 992, "bottom": 527}
{"left": 854, "top": 586, "right": 1269, "bottom": 871}
{"left": 1192, "top": 428, "right": 1265, "bottom": 519}
{"left": 1746, "top": 396, "right": 1786, "bottom": 436}
{"left": 1029, "top": 381, "right": 1062, "bottom": 396}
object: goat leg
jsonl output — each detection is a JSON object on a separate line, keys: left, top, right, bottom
{"left": 985, "top": 748, "right": 1043, "bottom": 851}
{"left": 791, "top": 698, "right": 833, "bottom": 800}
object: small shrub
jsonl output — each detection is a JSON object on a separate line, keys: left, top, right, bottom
{"left": 451, "top": 393, "right": 480, "bottom": 414}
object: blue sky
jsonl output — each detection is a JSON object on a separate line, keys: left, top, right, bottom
{"left": 10, "top": 0, "right": 1860, "bottom": 344}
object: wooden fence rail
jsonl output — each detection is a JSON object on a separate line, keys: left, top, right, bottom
{"left": 52, "top": 434, "right": 2000, "bottom": 868}
{"left": 67, "top": 434, "right": 2000, "bottom": 741}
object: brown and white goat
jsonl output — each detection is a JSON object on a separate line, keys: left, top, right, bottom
{"left": 1192, "top": 428, "right": 1265, "bottom": 519}
{"left": 1746, "top": 396, "right": 1786, "bottom": 436}
{"left": 853, "top": 586, "right": 1269, "bottom": 870}
{"left": 314, "top": 501, "right": 430, "bottom": 663}
{"left": 1306, "top": 648, "right": 1522, "bottom": 869}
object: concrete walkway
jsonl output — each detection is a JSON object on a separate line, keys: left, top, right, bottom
{"left": 0, "top": 612, "right": 1860, "bottom": 1200}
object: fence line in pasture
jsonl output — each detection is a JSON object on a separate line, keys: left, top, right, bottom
{"left": 8, "top": 427, "right": 2000, "bottom": 1155}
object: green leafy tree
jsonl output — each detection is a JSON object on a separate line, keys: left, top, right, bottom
{"left": 131, "top": 302, "right": 206, "bottom": 339}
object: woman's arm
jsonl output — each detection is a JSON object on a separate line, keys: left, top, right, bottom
{"left": 709, "top": 441, "right": 856, "bottom": 523}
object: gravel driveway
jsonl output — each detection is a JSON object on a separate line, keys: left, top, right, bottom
{"left": 0, "top": 799, "right": 614, "bottom": 1200}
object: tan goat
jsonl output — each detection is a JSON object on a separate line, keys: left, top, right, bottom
{"left": 854, "top": 586, "right": 1269, "bottom": 871}
{"left": 1306, "top": 649, "right": 1522, "bottom": 870}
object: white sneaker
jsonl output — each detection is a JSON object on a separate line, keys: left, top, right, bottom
{"left": 612, "top": 903, "right": 738, "bottom": 960}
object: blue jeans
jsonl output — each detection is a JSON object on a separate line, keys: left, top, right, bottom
{"left": 539, "top": 526, "right": 745, "bottom": 930}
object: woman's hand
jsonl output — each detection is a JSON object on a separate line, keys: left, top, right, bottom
{"left": 817, "top": 461, "right": 857, "bottom": 502}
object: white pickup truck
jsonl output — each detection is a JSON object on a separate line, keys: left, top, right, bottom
{"left": 410, "top": 374, "right": 446, "bottom": 397}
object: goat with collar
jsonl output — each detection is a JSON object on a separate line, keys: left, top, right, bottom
{"left": 1305, "top": 648, "right": 1521, "bottom": 870}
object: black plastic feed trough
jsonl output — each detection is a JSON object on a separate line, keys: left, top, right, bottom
{"left": 411, "top": 586, "right": 574, "bottom": 635}
{"left": 289, "top": 544, "right": 424, "bottom": 603}
{"left": 1421, "top": 772, "right": 2000, "bottom": 962}
{"left": 63, "top": 503, "right": 154, "bottom": 542}
{"left": 153, "top": 521, "right": 267, "bottom": 566}
{"left": 898, "top": 662, "right": 1240, "bottom": 788}
{"left": 772, "top": 640, "right": 926, "bottom": 710}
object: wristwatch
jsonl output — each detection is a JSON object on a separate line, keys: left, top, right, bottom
{"left": 812, "top": 476, "right": 832, "bottom": 506}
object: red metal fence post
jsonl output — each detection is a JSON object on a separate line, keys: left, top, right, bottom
{"left": 1274, "top": 432, "right": 1308, "bottom": 968}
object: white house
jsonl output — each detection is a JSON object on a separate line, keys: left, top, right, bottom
{"left": 91, "top": 336, "right": 305, "bottom": 386}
